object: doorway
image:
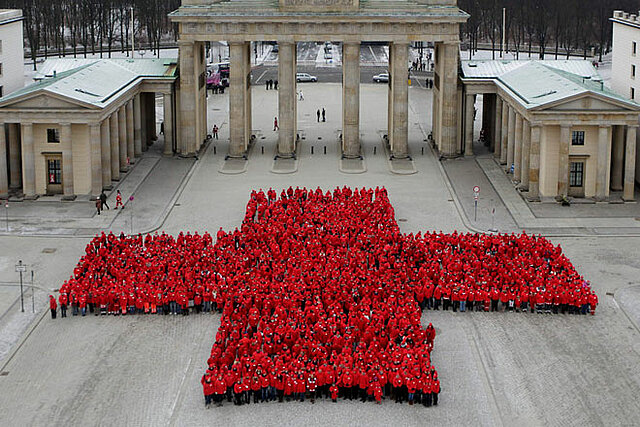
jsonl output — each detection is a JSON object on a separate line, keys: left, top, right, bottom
{"left": 569, "top": 159, "right": 585, "bottom": 198}
{"left": 45, "top": 155, "right": 63, "bottom": 195}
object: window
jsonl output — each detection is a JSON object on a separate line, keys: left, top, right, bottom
{"left": 0, "top": 63, "right": 2, "bottom": 77}
{"left": 47, "top": 159, "right": 62, "bottom": 184}
{"left": 569, "top": 162, "right": 584, "bottom": 187}
{"left": 47, "top": 128, "right": 60, "bottom": 143}
{"left": 0, "top": 86, "right": 3, "bottom": 98}
{"left": 633, "top": 65, "right": 637, "bottom": 79}
{"left": 632, "top": 87, "right": 636, "bottom": 100}
{"left": 634, "top": 42, "right": 637, "bottom": 56}
{"left": 0, "top": 40, "right": 2, "bottom": 54}
{"left": 571, "top": 130, "right": 585, "bottom": 146}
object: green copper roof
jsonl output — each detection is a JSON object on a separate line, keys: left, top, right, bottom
{"left": 0, "top": 58, "right": 177, "bottom": 109}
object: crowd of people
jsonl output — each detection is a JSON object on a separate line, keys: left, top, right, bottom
{"left": 55, "top": 186, "right": 595, "bottom": 407}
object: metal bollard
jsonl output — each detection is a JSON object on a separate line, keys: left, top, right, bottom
{"left": 311, "top": 146, "right": 314, "bottom": 155}
{"left": 422, "top": 147, "right": 424, "bottom": 155}
{"left": 373, "top": 146, "right": 377, "bottom": 155}
{"left": 261, "top": 146, "right": 264, "bottom": 155}
{"left": 324, "top": 146, "right": 327, "bottom": 155}
{"left": 213, "top": 146, "right": 216, "bottom": 155}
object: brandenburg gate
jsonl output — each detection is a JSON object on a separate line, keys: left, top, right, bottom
{"left": 169, "top": 0, "right": 468, "bottom": 160}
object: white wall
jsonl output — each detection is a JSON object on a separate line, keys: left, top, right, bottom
{"left": 612, "top": 14, "right": 640, "bottom": 186}
{"left": 0, "top": 10, "right": 24, "bottom": 97}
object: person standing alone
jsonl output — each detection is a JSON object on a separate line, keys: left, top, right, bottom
{"left": 49, "top": 295, "right": 57, "bottom": 319}
{"left": 274, "top": 117, "right": 279, "bottom": 131}
{"left": 317, "top": 109, "right": 321, "bottom": 122}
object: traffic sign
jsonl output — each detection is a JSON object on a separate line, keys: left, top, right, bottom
{"left": 15, "top": 263, "right": 27, "bottom": 273}
{"left": 473, "top": 185, "right": 480, "bottom": 194}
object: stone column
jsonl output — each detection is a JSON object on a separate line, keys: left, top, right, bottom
{"left": 244, "top": 42, "right": 252, "bottom": 148}
{"left": 21, "top": 123, "right": 35, "bottom": 199}
{"left": 623, "top": 125, "right": 637, "bottom": 201}
{"left": 8, "top": 124, "right": 21, "bottom": 188}
{"left": 229, "top": 42, "right": 249, "bottom": 157}
{"left": 500, "top": 102, "right": 508, "bottom": 164}
{"left": 506, "top": 107, "right": 516, "bottom": 172}
{"left": 464, "top": 93, "right": 474, "bottom": 156}
{"left": 178, "top": 41, "right": 196, "bottom": 155}
{"left": 438, "top": 42, "right": 459, "bottom": 157}
{"left": 494, "top": 97, "right": 502, "bottom": 159}
{"left": 595, "top": 125, "right": 611, "bottom": 199}
{"left": 389, "top": 42, "right": 409, "bottom": 158}
{"left": 100, "top": 119, "right": 112, "bottom": 189}
{"left": 528, "top": 124, "right": 541, "bottom": 200}
{"left": 513, "top": 114, "right": 523, "bottom": 181}
{"left": 520, "top": 119, "right": 531, "bottom": 191}
{"left": 0, "top": 123, "right": 7, "bottom": 198}
{"left": 60, "top": 123, "right": 75, "bottom": 200}
{"left": 126, "top": 100, "right": 135, "bottom": 163}
{"left": 133, "top": 94, "right": 142, "bottom": 157}
{"left": 89, "top": 123, "right": 102, "bottom": 198}
{"left": 342, "top": 41, "right": 360, "bottom": 158}
{"left": 110, "top": 112, "right": 120, "bottom": 181}
{"left": 277, "top": 41, "right": 297, "bottom": 157}
{"left": 558, "top": 125, "right": 571, "bottom": 198}
{"left": 118, "top": 106, "right": 128, "bottom": 171}
{"left": 611, "top": 125, "right": 625, "bottom": 191}
{"left": 163, "top": 92, "right": 174, "bottom": 156}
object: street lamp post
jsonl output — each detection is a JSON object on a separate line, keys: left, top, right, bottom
{"left": 4, "top": 201, "right": 8, "bottom": 232}
{"left": 31, "top": 270, "right": 35, "bottom": 313}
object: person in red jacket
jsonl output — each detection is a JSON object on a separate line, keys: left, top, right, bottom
{"left": 330, "top": 383, "right": 338, "bottom": 402}
{"left": 432, "top": 374, "right": 440, "bottom": 406}
{"left": 49, "top": 295, "right": 57, "bottom": 319}
{"left": 58, "top": 292, "right": 68, "bottom": 318}
{"left": 201, "top": 374, "right": 215, "bottom": 406}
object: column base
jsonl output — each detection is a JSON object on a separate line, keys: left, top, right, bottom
{"left": 103, "top": 184, "right": 113, "bottom": 191}
{"left": 341, "top": 153, "right": 363, "bottom": 160}
{"left": 0, "top": 193, "right": 8, "bottom": 200}
{"left": 275, "top": 152, "right": 296, "bottom": 160}
{"left": 390, "top": 153, "right": 411, "bottom": 161}
{"left": 611, "top": 185, "right": 624, "bottom": 192}
{"left": 62, "top": 195, "right": 77, "bottom": 201}
{"left": 526, "top": 195, "right": 541, "bottom": 202}
{"left": 119, "top": 167, "right": 129, "bottom": 173}
{"left": 23, "top": 195, "right": 39, "bottom": 201}
{"left": 163, "top": 151, "right": 173, "bottom": 157}
{"left": 225, "top": 154, "right": 248, "bottom": 160}
{"left": 623, "top": 195, "right": 636, "bottom": 202}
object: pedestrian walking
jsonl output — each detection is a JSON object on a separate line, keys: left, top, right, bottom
{"left": 299, "top": 90, "right": 304, "bottom": 101}
{"left": 160, "top": 121, "right": 165, "bottom": 135}
{"left": 100, "top": 191, "right": 109, "bottom": 210}
{"left": 95, "top": 197, "right": 102, "bottom": 215}
{"left": 273, "top": 117, "right": 279, "bottom": 131}
{"left": 212, "top": 124, "right": 219, "bottom": 139}
{"left": 322, "top": 108, "right": 326, "bottom": 122}
{"left": 274, "top": 80, "right": 278, "bottom": 90}
{"left": 317, "top": 109, "right": 321, "bottom": 122}
{"left": 49, "top": 295, "right": 57, "bottom": 319}
{"left": 115, "top": 190, "right": 124, "bottom": 209}
{"left": 266, "top": 80, "right": 270, "bottom": 90}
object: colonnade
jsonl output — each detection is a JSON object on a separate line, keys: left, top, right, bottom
{"left": 178, "top": 40, "right": 460, "bottom": 160}
{"left": 477, "top": 93, "right": 637, "bottom": 201}
{"left": 224, "top": 40, "right": 413, "bottom": 159}
{"left": 0, "top": 91, "right": 168, "bottom": 199}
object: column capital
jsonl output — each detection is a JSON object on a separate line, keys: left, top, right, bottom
{"left": 598, "top": 124, "right": 612, "bottom": 129}
{"left": 628, "top": 124, "right": 640, "bottom": 129}
{"left": 177, "top": 39, "right": 194, "bottom": 47}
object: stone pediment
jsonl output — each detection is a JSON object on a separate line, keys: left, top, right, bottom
{"left": 1, "top": 93, "right": 95, "bottom": 110}
{"left": 544, "top": 93, "right": 639, "bottom": 112}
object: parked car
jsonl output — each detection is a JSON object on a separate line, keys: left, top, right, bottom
{"left": 296, "top": 72, "right": 318, "bottom": 82}
{"left": 373, "top": 72, "right": 389, "bottom": 83}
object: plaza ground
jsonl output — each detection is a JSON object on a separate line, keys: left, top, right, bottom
{"left": 0, "top": 81, "right": 640, "bottom": 426}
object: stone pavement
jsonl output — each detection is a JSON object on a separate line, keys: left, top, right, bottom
{"left": 1, "top": 83, "right": 640, "bottom": 426}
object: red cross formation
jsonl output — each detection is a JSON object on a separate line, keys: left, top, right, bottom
{"left": 60, "top": 186, "right": 592, "bottom": 404}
